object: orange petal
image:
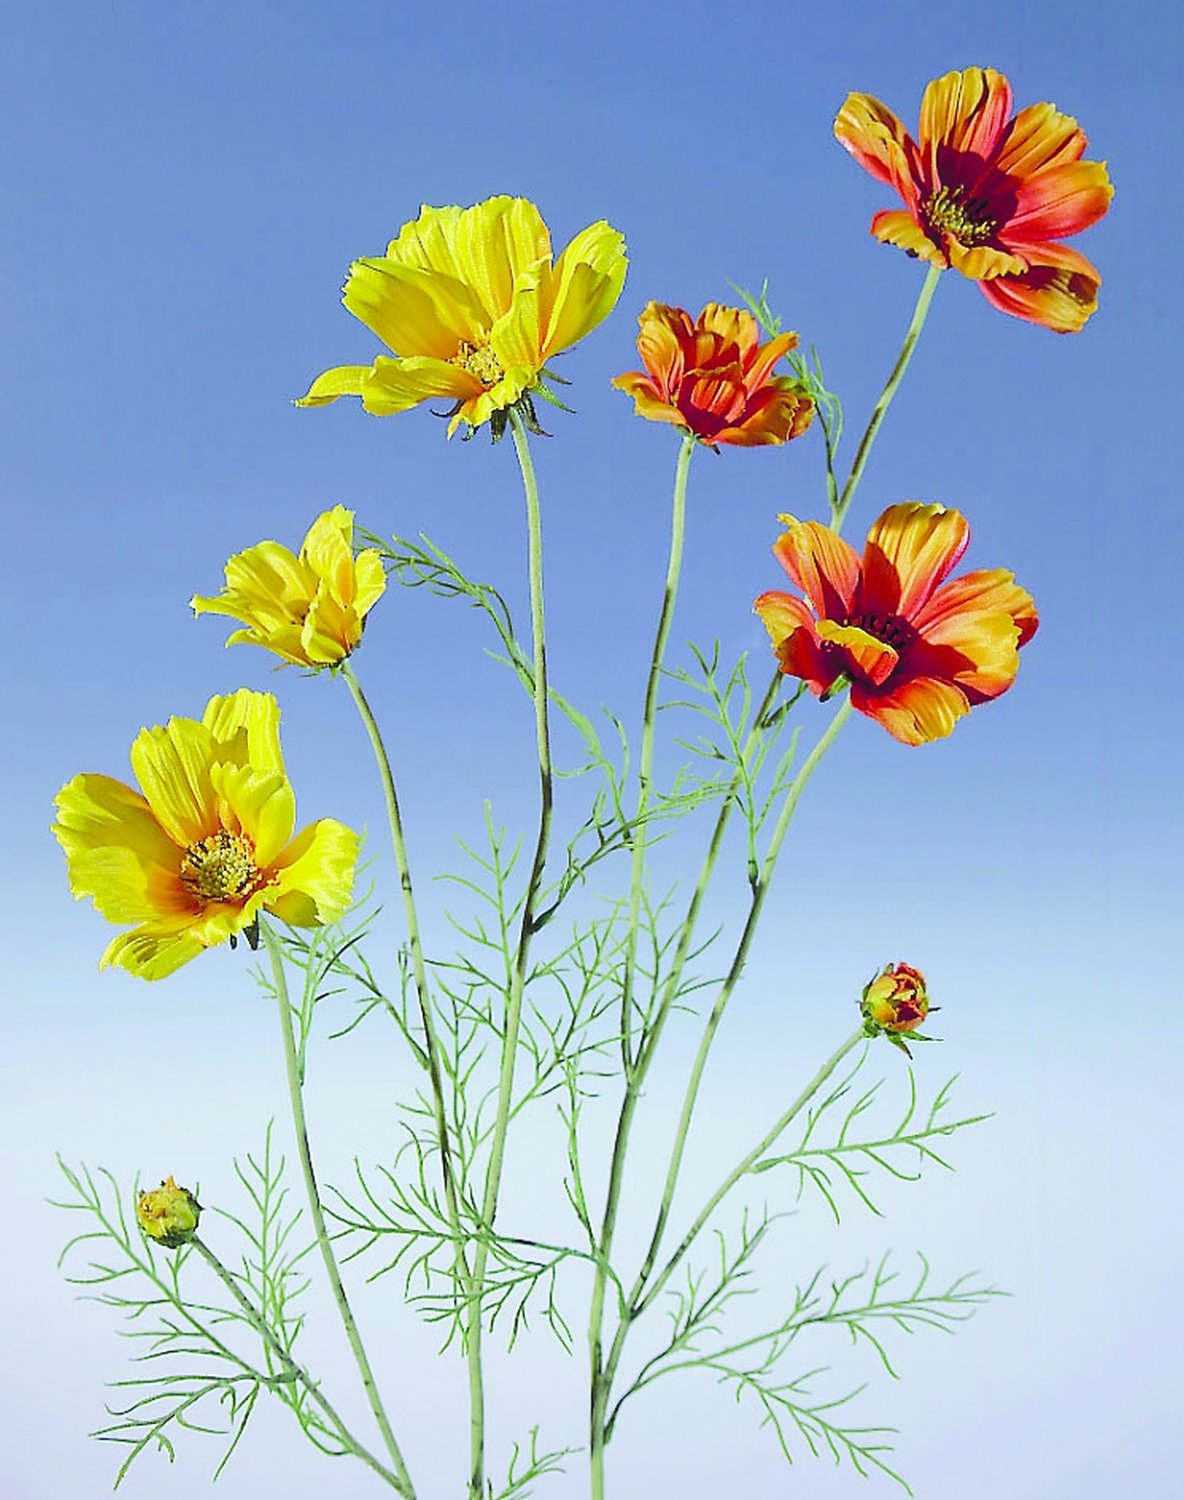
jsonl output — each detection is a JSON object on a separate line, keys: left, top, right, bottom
{"left": 919, "top": 67, "right": 1013, "bottom": 169}
{"left": 914, "top": 567, "right": 1038, "bottom": 648}
{"left": 771, "top": 516, "right": 861, "bottom": 620}
{"left": 834, "top": 92, "right": 921, "bottom": 209}
{"left": 714, "top": 382, "right": 813, "bottom": 447}
{"left": 860, "top": 504, "right": 970, "bottom": 620}
{"left": 993, "top": 101, "right": 1087, "bottom": 176}
{"left": 854, "top": 676, "right": 970, "bottom": 746}
{"left": 977, "top": 241, "right": 1101, "bottom": 333}
{"left": 871, "top": 210, "right": 947, "bottom": 266}
{"left": 1005, "top": 160, "right": 1114, "bottom": 242}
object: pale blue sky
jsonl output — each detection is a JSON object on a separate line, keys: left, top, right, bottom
{"left": 2, "top": 2, "right": 1179, "bottom": 1496}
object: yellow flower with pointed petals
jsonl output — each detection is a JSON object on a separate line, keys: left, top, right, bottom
{"left": 53, "top": 690, "right": 359, "bottom": 980}
{"left": 191, "top": 506, "right": 385, "bottom": 667}
{"left": 296, "top": 195, "right": 628, "bottom": 436}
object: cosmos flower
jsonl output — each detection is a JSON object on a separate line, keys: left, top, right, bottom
{"left": 860, "top": 963, "right": 935, "bottom": 1055}
{"left": 191, "top": 506, "right": 385, "bottom": 667}
{"left": 53, "top": 690, "right": 359, "bottom": 979}
{"left": 754, "top": 502, "right": 1037, "bottom": 745}
{"left": 137, "top": 1176, "right": 201, "bottom": 1248}
{"left": 296, "top": 195, "right": 628, "bottom": 435}
{"left": 612, "top": 301, "right": 814, "bottom": 448}
{"left": 835, "top": 66, "right": 1113, "bottom": 331}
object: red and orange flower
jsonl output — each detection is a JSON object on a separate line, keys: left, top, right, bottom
{"left": 754, "top": 503, "right": 1037, "bottom": 746}
{"left": 835, "top": 66, "right": 1113, "bottom": 332}
{"left": 612, "top": 302, "right": 814, "bottom": 448}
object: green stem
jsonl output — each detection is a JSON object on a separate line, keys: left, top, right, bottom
{"left": 467, "top": 407, "right": 554, "bottom": 1500}
{"left": 621, "top": 431, "right": 694, "bottom": 1070}
{"left": 191, "top": 1236, "right": 407, "bottom": 1491}
{"left": 589, "top": 433, "right": 694, "bottom": 1500}
{"left": 635, "top": 1024, "right": 865, "bottom": 1321}
{"left": 832, "top": 263, "right": 941, "bottom": 531}
{"left": 339, "top": 661, "right": 472, "bottom": 1282}
{"left": 629, "top": 696, "right": 852, "bottom": 1308}
{"left": 594, "top": 698, "right": 852, "bottom": 1453}
{"left": 261, "top": 922, "right": 416, "bottom": 1500}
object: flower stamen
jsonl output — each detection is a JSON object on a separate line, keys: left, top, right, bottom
{"left": 180, "top": 830, "right": 263, "bottom": 903}
{"left": 924, "top": 185, "right": 997, "bottom": 247}
{"left": 449, "top": 341, "right": 505, "bottom": 388}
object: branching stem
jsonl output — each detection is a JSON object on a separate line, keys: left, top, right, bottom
{"left": 261, "top": 921, "right": 416, "bottom": 1499}
{"left": 191, "top": 1236, "right": 406, "bottom": 1491}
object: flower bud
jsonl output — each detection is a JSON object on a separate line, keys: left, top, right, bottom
{"left": 860, "top": 963, "right": 936, "bottom": 1054}
{"left": 137, "top": 1175, "right": 200, "bottom": 1248}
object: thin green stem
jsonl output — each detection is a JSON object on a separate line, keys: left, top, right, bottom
{"left": 832, "top": 264, "right": 941, "bottom": 531}
{"left": 339, "top": 661, "right": 472, "bottom": 1280}
{"left": 593, "top": 698, "right": 852, "bottom": 1460}
{"left": 190, "top": 1236, "right": 406, "bottom": 1491}
{"left": 261, "top": 922, "right": 416, "bottom": 1500}
{"left": 621, "top": 431, "right": 694, "bottom": 1070}
{"left": 589, "top": 434, "right": 694, "bottom": 1500}
{"left": 636, "top": 1025, "right": 865, "bottom": 1320}
{"left": 467, "top": 407, "right": 554, "bottom": 1500}
{"left": 627, "top": 696, "right": 852, "bottom": 1313}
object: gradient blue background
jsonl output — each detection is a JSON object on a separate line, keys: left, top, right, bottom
{"left": 3, "top": 2, "right": 1178, "bottom": 1496}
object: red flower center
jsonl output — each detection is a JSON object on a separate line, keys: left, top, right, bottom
{"left": 845, "top": 611, "right": 916, "bottom": 654}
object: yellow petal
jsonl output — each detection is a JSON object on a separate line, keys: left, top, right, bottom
{"left": 542, "top": 220, "right": 628, "bottom": 356}
{"left": 294, "top": 364, "right": 371, "bottom": 407}
{"left": 268, "top": 818, "right": 359, "bottom": 927}
{"left": 209, "top": 762, "right": 295, "bottom": 868}
{"left": 101, "top": 927, "right": 208, "bottom": 981}
{"left": 344, "top": 257, "right": 486, "bottom": 354}
{"left": 130, "top": 718, "right": 219, "bottom": 847}
{"left": 352, "top": 550, "right": 387, "bottom": 617}
{"left": 202, "top": 690, "right": 284, "bottom": 775}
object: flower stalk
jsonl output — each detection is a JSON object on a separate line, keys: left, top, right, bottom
{"left": 466, "top": 406, "right": 555, "bottom": 1500}
{"left": 190, "top": 1235, "right": 408, "bottom": 1491}
{"left": 832, "top": 263, "right": 940, "bottom": 530}
{"left": 261, "top": 921, "right": 416, "bottom": 1500}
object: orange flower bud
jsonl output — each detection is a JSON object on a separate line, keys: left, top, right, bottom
{"left": 137, "top": 1175, "right": 201, "bottom": 1248}
{"left": 860, "top": 963, "right": 936, "bottom": 1054}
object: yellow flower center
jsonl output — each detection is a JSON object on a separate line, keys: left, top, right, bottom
{"left": 180, "top": 830, "right": 263, "bottom": 903}
{"left": 449, "top": 341, "right": 505, "bottom": 388}
{"left": 925, "top": 185, "right": 996, "bottom": 246}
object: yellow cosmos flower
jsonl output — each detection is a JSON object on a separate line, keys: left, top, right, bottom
{"left": 53, "top": 690, "right": 359, "bottom": 980}
{"left": 137, "top": 1176, "right": 201, "bottom": 1248}
{"left": 296, "top": 195, "right": 628, "bottom": 436}
{"left": 191, "top": 506, "right": 385, "bottom": 667}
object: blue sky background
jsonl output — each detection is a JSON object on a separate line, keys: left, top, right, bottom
{"left": 3, "top": 1, "right": 1179, "bottom": 1496}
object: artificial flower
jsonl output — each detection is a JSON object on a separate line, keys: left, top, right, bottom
{"left": 612, "top": 302, "right": 814, "bottom": 448}
{"left": 835, "top": 66, "right": 1113, "bottom": 331}
{"left": 860, "top": 963, "right": 936, "bottom": 1055}
{"left": 53, "top": 689, "right": 359, "bottom": 980}
{"left": 191, "top": 506, "right": 385, "bottom": 667}
{"left": 296, "top": 195, "right": 628, "bottom": 435}
{"left": 754, "top": 502, "right": 1037, "bottom": 745}
{"left": 137, "top": 1176, "right": 201, "bottom": 1248}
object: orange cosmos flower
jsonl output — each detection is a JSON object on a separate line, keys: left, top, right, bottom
{"left": 612, "top": 302, "right": 814, "bottom": 448}
{"left": 835, "top": 66, "right": 1113, "bottom": 332}
{"left": 754, "top": 503, "right": 1037, "bottom": 746}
